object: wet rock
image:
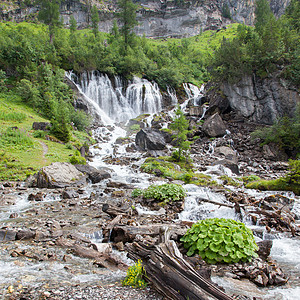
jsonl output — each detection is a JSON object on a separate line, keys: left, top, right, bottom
{"left": 115, "top": 241, "right": 125, "bottom": 251}
{"left": 31, "top": 162, "right": 86, "bottom": 188}
{"left": 202, "top": 113, "right": 227, "bottom": 137}
{"left": 135, "top": 128, "right": 166, "bottom": 151}
{"left": 215, "top": 146, "right": 238, "bottom": 163}
{"left": 28, "top": 192, "right": 44, "bottom": 201}
{"left": 106, "top": 181, "right": 133, "bottom": 189}
{"left": 91, "top": 243, "right": 112, "bottom": 254}
{"left": 212, "top": 159, "right": 239, "bottom": 175}
{"left": 253, "top": 272, "right": 269, "bottom": 286}
{"left": 0, "top": 229, "right": 16, "bottom": 242}
{"left": 62, "top": 189, "right": 79, "bottom": 199}
{"left": 75, "top": 164, "right": 112, "bottom": 183}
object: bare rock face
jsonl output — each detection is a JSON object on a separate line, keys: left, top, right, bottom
{"left": 135, "top": 128, "right": 166, "bottom": 150}
{"left": 202, "top": 113, "right": 227, "bottom": 137}
{"left": 221, "top": 75, "right": 300, "bottom": 125}
{"left": 31, "top": 162, "right": 87, "bottom": 188}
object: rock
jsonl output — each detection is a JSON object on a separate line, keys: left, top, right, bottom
{"left": 215, "top": 146, "right": 238, "bottom": 163}
{"left": 28, "top": 192, "right": 44, "bottom": 201}
{"left": 212, "top": 159, "right": 239, "bottom": 175}
{"left": 32, "top": 122, "right": 51, "bottom": 131}
{"left": 74, "top": 164, "right": 112, "bottom": 183}
{"left": 202, "top": 113, "right": 227, "bottom": 137}
{"left": 91, "top": 243, "right": 112, "bottom": 254}
{"left": 221, "top": 74, "right": 300, "bottom": 125}
{"left": 0, "top": 229, "right": 16, "bottom": 242}
{"left": 62, "top": 189, "right": 79, "bottom": 199}
{"left": 263, "top": 143, "right": 288, "bottom": 161}
{"left": 32, "top": 162, "right": 86, "bottom": 188}
{"left": 257, "top": 240, "right": 273, "bottom": 260}
{"left": 188, "top": 106, "right": 202, "bottom": 117}
{"left": 135, "top": 128, "right": 166, "bottom": 151}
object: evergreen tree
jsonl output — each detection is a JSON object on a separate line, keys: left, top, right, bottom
{"left": 169, "top": 106, "right": 191, "bottom": 162}
{"left": 37, "top": 0, "right": 61, "bottom": 44}
{"left": 254, "top": 0, "right": 274, "bottom": 35}
{"left": 117, "top": 0, "right": 138, "bottom": 53}
{"left": 91, "top": 5, "right": 99, "bottom": 37}
{"left": 69, "top": 15, "right": 77, "bottom": 33}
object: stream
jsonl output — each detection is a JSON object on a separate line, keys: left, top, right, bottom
{"left": 0, "top": 73, "right": 299, "bottom": 299}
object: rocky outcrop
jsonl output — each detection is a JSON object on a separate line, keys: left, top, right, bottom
{"left": 74, "top": 164, "right": 112, "bottom": 183}
{"left": 202, "top": 113, "right": 227, "bottom": 137}
{"left": 135, "top": 128, "right": 166, "bottom": 150}
{"left": 0, "top": 0, "right": 290, "bottom": 39}
{"left": 30, "top": 162, "right": 86, "bottom": 188}
{"left": 208, "top": 75, "right": 300, "bottom": 124}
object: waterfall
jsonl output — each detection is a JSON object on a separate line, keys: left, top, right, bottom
{"left": 69, "top": 71, "right": 163, "bottom": 123}
{"left": 183, "top": 83, "right": 203, "bottom": 106}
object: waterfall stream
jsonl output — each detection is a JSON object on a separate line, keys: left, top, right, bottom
{"left": 1, "top": 74, "right": 299, "bottom": 299}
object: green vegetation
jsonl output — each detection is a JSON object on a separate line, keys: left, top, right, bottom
{"left": 0, "top": 92, "right": 92, "bottom": 180}
{"left": 251, "top": 105, "right": 300, "bottom": 157}
{"left": 69, "top": 150, "right": 86, "bottom": 165}
{"left": 122, "top": 259, "right": 147, "bottom": 289}
{"left": 180, "top": 218, "right": 258, "bottom": 264}
{"left": 141, "top": 157, "right": 217, "bottom": 186}
{"left": 246, "top": 159, "right": 300, "bottom": 195}
{"left": 211, "top": 0, "right": 300, "bottom": 86}
{"left": 169, "top": 106, "right": 191, "bottom": 162}
{"left": 132, "top": 183, "right": 186, "bottom": 203}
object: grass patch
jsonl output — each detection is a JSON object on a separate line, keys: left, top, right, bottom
{"left": 141, "top": 157, "right": 218, "bottom": 187}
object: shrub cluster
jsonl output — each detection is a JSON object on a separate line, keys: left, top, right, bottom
{"left": 132, "top": 183, "right": 186, "bottom": 202}
{"left": 180, "top": 218, "right": 258, "bottom": 264}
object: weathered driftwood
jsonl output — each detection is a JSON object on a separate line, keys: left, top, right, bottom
{"left": 102, "top": 214, "right": 123, "bottom": 242}
{"left": 127, "top": 227, "right": 234, "bottom": 300}
{"left": 110, "top": 223, "right": 188, "bottom": 243}
{"left": 197, "top": 197, "right": 234, "bottom": 208}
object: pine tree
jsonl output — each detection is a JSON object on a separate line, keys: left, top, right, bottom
{"left": 69, "top": 15, "right": 77, "bottom": 33}
{"left": 169, "top": 106, "right": 191, "bottom": 162}
{"left": 91, "top": 5, "right": 100, "bottom": 37}
{"left": 37, "top": 0, "right": 61, "bottom": 44}
{"left": 117, "top": 0, "right": 138, "bottom": 53}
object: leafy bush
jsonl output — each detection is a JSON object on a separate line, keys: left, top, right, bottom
{"left": 180, "top": 218, "right": 258, "bottom": 264}
{"left": 122, "top": 259, "right": 147, "bottom": 289}
{"left": 69, "top": 150, "right": 86, "bottom": 165}
{"left": 129, "top": 124, "right": 141, "bottom": 131}
{"left": 132, "top": 183, "right": 186, "bottom": 202}
{"left": 33, "top": 130, "right": 47, "bottom": 138}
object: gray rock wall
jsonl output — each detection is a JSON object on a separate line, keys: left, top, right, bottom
{"left": 0, "top": 0, "right": 291, "bottom": 38}
{"left": 221, "top": 74, "right": 300, "bottom": 124}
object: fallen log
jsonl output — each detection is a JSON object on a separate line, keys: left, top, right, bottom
{"left": 110, "top": 223, "right": 188, "bottom": 243}
{"left": 127, "top": 227, "right": 234, "bottom": 300}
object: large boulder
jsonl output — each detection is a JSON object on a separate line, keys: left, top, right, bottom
{"left": 202, "top": 113, "right": 227, "bottom": 137}
{"left": 75, "top": 164, "right": 112, "bottom": 183}
{"left": 31, "top": 162, "right": 86, "bottom": 188}
{"left": 32, "top": 122, "right": 51, "bottom": 131}
{"left": 135, "top": 128, "right": 166, "bottom": 151}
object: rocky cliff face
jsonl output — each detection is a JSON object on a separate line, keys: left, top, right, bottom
{"left": 0, "top": 0, "right": 291, "bottom": 38}
{"left": 207, "top": 74, "right": 300, "bottom": 125}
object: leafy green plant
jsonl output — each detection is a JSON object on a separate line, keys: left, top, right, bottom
{"left": 129, "top": 124, "right": 141, "bottom": 131}
{"left": 122, "top": 259, "right": 147, "bottom": 289}
{"left": 133, "top": 183, "right": 186, "bottom": 202}
{"left": 33, "top": 130, "right": 47, "bottom": 138}
{"left": 69, "top": 150, "right": 86, "bottom": 165}
{"left": 0, "top": 127, "right": 34, "bottom": 149}
{"left": 180, "top": 218, "right": 259, "bottom": 264}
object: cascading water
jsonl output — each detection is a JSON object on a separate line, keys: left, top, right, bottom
{"left": 69, "top": 71, "right": 162, "bottom": 123}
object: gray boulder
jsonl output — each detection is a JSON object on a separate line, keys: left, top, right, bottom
{"left": 202, "top": 113, "right": 227, "bottom": 137}
{"left": 135, "top": 128, "right": 166, "bottom": 151}
{"left": 75, "top": 164, "right": 112, "bottom": 183}
{"left": 31, "top": 162, "right": 86, "bottom": 188}
{"left": 32, "top": 122, "right": 51, "bottom": 131}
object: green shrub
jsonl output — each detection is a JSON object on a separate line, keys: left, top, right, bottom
{"left": 69, "top": 150, "right": 86, "bottom": 165}
{"left": 242, "top": 175, "right": 261, "bottom": 184}
{"left": 33, "top": 130, "right": 47, "bottom": 138}
{"left": 129, "top": 124, "right": 141, "bottom": 131}
{"left": 132, "top": 188, "right": 144, "bottom": 197}
{"left": 180, "top": 218, "right": 258, "bottom": 264}
{"left": 122, "top": 259, "right": 147, "bottom": 289}
{"left": 134, "top": 183, "right": 186, "bottom": 202}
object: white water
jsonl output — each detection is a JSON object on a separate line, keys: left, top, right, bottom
{"left": 42, "top": 73, "right": 300, "bottom": 298}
